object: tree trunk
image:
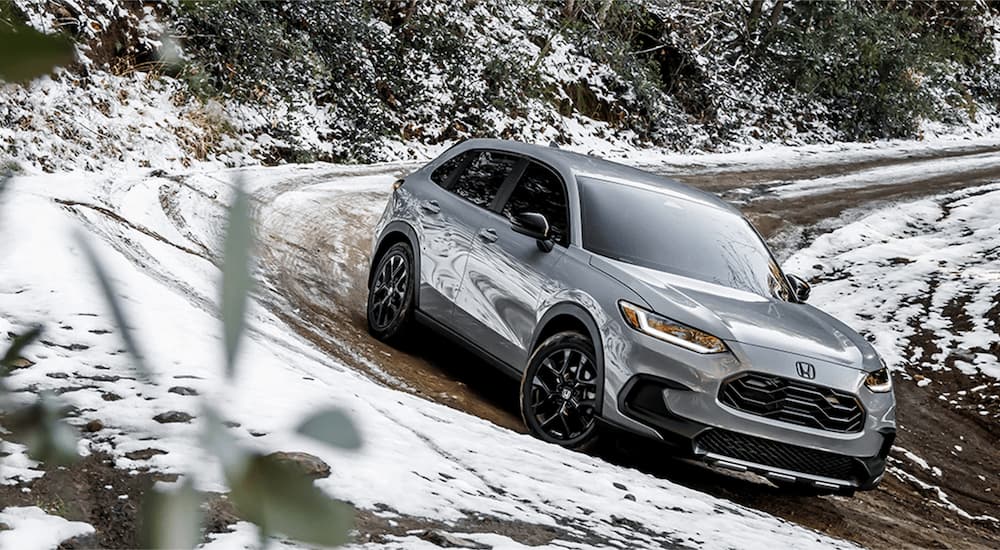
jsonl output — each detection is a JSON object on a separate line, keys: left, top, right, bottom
{"left": 563, "top": 0, "right": 576, "bottom": 18}
{"left": 597, "top": 0, "right": 614, "bottom": 26}
{"left": 747, "top": 0, "right": 764, "bottom": 36}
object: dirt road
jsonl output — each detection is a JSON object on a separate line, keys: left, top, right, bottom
{"left": 251, "top": 144, "right": 1000, "bottom": 549}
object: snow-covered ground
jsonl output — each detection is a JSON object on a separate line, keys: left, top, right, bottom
{"left": 785, "top": 183, "right": 1000, "bottom": 386}
{"left": 0, "top": 166, "right": 863, "bottom": 549}
{"left": 0, "top": 506, "right": 94, "bottom": 549}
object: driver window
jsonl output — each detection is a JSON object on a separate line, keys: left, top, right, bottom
{"left": 501, "top": 162, "right": 568, "bottom": 246}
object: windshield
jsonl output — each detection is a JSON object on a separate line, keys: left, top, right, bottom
{"left": 578, "top": 177, "right": 791, "bottom": 300}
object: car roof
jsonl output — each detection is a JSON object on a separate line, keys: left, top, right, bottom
{"left": 459, "top": 138, "right": 738, "bottom": 214}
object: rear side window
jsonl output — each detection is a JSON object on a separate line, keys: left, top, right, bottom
{"left": 450, "top": 151, "right": 519, "bottom": 209}
{"left": 430, "top": 151, "right": 469, "bottom": 186}
{"left": 501, "top": 162, "right": 568, "bottom": 245}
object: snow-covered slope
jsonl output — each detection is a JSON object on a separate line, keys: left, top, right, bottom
{"left": 0, "top": 166, "right": 860, "bottom": 548}
{"left": 785, "top": 182, "right": 1000, "bottom": 405}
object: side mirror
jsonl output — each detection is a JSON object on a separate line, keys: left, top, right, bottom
{"left": 786, "top": 274, "right": 811, "bottom": 302}
{"left": 511, "top": 212, "right": 553, "bottom": 252}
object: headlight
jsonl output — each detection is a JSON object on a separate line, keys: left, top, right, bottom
{"left": 865, "top": 367, "right": 892, "bottom": 393}
{"left": 619, "top": 301, "right": 727, "bottom": 354}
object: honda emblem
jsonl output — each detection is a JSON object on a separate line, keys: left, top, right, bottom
{"left": 795, "top": 361, "right": 816, "bottom": 380}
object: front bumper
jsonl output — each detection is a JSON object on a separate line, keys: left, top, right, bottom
{"left": 599, "top": 328, "right": 896, "bottom": 491}
{"left": 614, "top": 373, "right": 894, "bottom": 490}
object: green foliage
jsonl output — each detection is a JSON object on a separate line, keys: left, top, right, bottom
{"left": 761, "top": 0, "right": 997, "bottom": 140}
{"left": 140, "top": 479, "right": 204, "bottom": 549}
{"left": 0, "top": 17, "right": 73, "bottom": 83}
{"left": 0, "top": 325, "right": 41, "bottom": 377}
{"left": 227, "top": 453, "right": 353, "bottom": 546}
{"left": 7, "top": 394, "right": 79, "bottom": 467}
{"left": 221, "top": 177, "right": 253, "bottom": 378}
{"left": 297, "top": 408, "right": 362, "bottom": 450}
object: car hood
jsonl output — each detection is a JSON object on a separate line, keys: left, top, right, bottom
{"left": 591, "top": 256, "right": 879, "bottom": 371}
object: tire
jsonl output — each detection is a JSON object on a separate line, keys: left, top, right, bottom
{"left": 366, "top": 241, "right": 416, "bottom": 342}
{"left": 520, "top": 331, "right": 601, "bottom": 450}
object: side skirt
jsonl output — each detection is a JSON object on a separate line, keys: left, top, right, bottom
{"left": 414, "top": 309, "right": 523, "bottom": 381}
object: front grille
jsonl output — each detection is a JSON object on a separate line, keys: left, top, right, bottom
{"left": 697, "top": 429, "right": 858, "bottom": 481}
{"left": 719, "top": 372, "right": 864, "bottom": 433}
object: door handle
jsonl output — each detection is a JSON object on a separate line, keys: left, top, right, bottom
{"left": 478, "top": 228, "right": 498, "bottom": 243}
{"left": 421, "top": 200, "right": 440, "bottom": 214}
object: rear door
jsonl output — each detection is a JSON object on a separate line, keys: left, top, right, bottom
{"left": 418, "top": 149, "right": 519, "bottom": 325}
{"left": 454, "top": 160, "right": 570, "bottom": 369}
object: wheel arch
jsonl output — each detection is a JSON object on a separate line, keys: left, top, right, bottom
{"left": 370, "top": 221, "right": 421, "bottom": 306}
{"left": 531, "top": 303, "right": 605, "bottom": 395}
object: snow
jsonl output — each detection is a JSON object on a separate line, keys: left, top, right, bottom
{"left": 0, "top": 441, "right": 44, "bottom": 486}
{"left": 766, "top": 149, "right": 1000, "bottom": 199}
{"left": 0, "top": 506, "right": 94, "bottom": 550}
{"left": 0, "top": 165, "right": 857, "bottom": 549}
{"left": 783, "top": 182, "right": 1000, "bottom": 387}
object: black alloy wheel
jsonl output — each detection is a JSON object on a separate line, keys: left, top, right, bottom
{"left": 520, "top": 331, "right": 601, "bottom": 449}
{"left": 367, "top": 242, "right": 415, "bottom": 341}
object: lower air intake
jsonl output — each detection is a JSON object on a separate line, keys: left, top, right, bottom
{"left": 697, "top": 429, "right": 858, "bottom": 481}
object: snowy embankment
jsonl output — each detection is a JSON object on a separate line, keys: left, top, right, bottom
{"left": 784, "top": 183, "right": 1000, "bottom": 524}
{"left": 0, "top": 167, "right": 858, "bottom": 549}
{"left": 785, "top": 183, "right": 1000, "bottom": 392}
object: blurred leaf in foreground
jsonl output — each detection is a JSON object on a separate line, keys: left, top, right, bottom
{"left": 228, "top": 453, "right": 353, "bottom": 547}
{"left": 1, "top": 325, "right": 42, "bottom": 378}
{"left": 0, "top": 22, "right": 73, "bottom": 83}
{"left": 8, "top": 393, "right": 79, "bottom": 467}
{"left": 199, "top": 404, "right": 248, "bottom": 474}
{"left": 221, "top": 176, "right": 253, "bottom": 379}
{"left": 297, "top": 408, "right": 362, "bottom": 450}
{"left": 140, "top": 478, "right": 204, "bottom": 549}
{"left": 75, "top": 232, "right": 152, "bottom": 382}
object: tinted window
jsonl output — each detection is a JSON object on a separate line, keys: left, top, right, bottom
{"left": 430, "top": 151, "right": 469, "bottom": 186}
{"left": 501, "top": 162, "right": 568, "bottom": 245}
{"left": 579, "top": 177, "right": 791, "bottom": 300}
{"left": 450, "top": 151, "right": 519, "bottom": 208}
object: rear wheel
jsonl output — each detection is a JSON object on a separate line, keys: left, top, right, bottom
{"left": 367, "top": 242, "right": 415, "bottom": 341}
{"left": 520, "top": 332, "right": 601, "bottom": 450}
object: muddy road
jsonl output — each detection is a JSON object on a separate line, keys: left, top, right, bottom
{"left": 253, "top": 145, "right": 1000, "bottom": 549}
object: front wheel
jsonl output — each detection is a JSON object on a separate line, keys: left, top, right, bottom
{"left": 367, "top": 242, "right": 415, "bottom": 341}
{"left": 520, "top": 331, "right": 601, "bottom": 450}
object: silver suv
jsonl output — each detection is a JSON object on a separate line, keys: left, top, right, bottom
{"left": 367, "top": 139, "right": 896, "bottom": 494}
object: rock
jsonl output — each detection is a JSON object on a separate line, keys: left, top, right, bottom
{"left": 168, "top": 386, "right": 199, "bottom": 396}
{"left": 0, "top": 522, "right": 9, "bottom": 531}
{"left": 613, "top": 482, "right": 627, "bottom": 491}
{"left": 951, "top": 350, "right": 976, "bottom": 362}
{"left": 84, "top": 419, "right": 104, "bottom": 432}
{"left": 624, "top": 493, "right": 636, "bottom": 501}
{"left": 101, "top": 393, "right": 122, "bottom": 401}
{"left": 125, "top": 448, "right": 167, "bottom": 460}
{"left": 47, "top": 372, "right": 70, "bottom": 379}
{"left": 249, "top": 430, "right": 267, "bottom": 437}
{"left": 418, "top": 529, "right": 491, "bottom": 549}
{"left": 57, "top": 532, "right": 100, "bottom": 549}
{"left": 223, "top": 421, "right": 241, "bottom": 428}
{"left": 266, "top": 451, "right": 331, "bottom": 479}
{"left": 153, "top": 411, "right": 193, "bottom": 424}
{"left": 7, "top": 357, "right": 33, "bottom": 369}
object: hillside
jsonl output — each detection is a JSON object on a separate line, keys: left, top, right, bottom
{"left": 2, "top": 0, "right": 999, "bottom": 172}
